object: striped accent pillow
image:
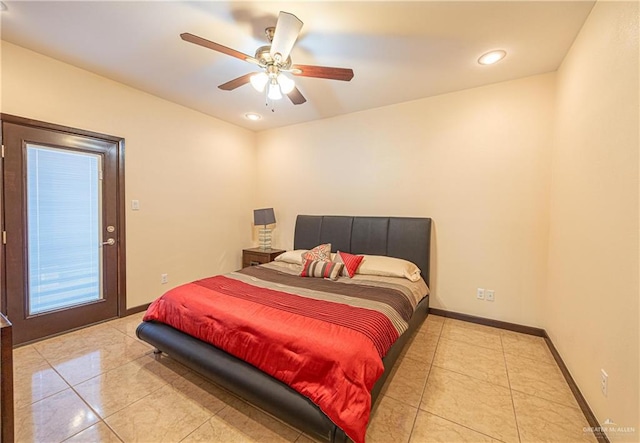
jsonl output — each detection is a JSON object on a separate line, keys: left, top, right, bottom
{"left": 335, "top": 251, "right": 365, "bottom": 278}
{"left": 302, "top": 243, "right": 332, "bottom": 262}
{"left": 300, "top": 259, "right": 344, "bottom": 281}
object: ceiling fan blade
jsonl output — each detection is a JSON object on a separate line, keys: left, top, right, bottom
{"left": 218, "top": 73, "right": 255, "bottom": 91}
{"left": 270, "top": 12, "right": 303, "bottom": 62}
{"left": 181, "top": 33, "right": 260, "bottom": 65}
{"left": 291, "top": 64, "right": 354, "bottom": 81}
{"left": 287, "top": 87, "right": 307, "bottom": 105}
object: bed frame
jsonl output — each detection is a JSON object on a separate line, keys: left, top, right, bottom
{"left": 137, "top": 215, "right": 432, "bottom": 442}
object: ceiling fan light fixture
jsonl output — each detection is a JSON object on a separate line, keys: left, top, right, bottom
{"left": 250, "top": 72, "right": 269, "bottom": 92}
{"left": 277, "top": 73, "right": 295, "bottom": 94}
{"left": 478, "top": 50, "right": 507, "bottom": 65}
{"left": 268, "top": 81, "right": 283, "bottom": 100}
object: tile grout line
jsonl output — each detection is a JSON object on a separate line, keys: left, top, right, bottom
{"left": 176, "top": 414, "right": 216, "bottom": 442}
{"left": 508, "top": 387, "right": 585, "bottom": 412}
{"left": 98, "top": 417, "right": 125, "bottom": 443}
{"left": 442, "top": 318, "right": 504, "bottom": 336}
{"left": 406, "top": 319, "right": 442, "bottom": 443}
{"left": 292, "top": 430, "right": 307, "bottom": 443}
{"left": 437, "top": 335, "right": 504, "bottom": 352}
{"left": 503, "top": 349, "right": 556, "bottom": 365}
{"left": 423, "top": 410, "right": 509, "bottom": 443}
{"left": 501, "top": 333, "right": 523, "bottom": 443}
{"left": 428, "top": 363, "right": 510, "bottom": 389}
{"left": 59, "top": 418, "right": 124, "bottom": 443}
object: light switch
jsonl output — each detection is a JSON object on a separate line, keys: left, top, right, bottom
{"left": 131, "top": 200, "right": 140, "bottom": 211}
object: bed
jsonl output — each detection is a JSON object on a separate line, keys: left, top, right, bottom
{"left": 136, "top": 215, "right": 432, "bottom": 443}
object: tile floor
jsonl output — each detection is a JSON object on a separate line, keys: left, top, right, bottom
{"left": 13, "top": 313, "right": 598, "bottom": 443}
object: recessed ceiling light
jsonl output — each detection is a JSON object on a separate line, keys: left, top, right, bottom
{"left": 245, "top": 113, "right": 262, "bottom": 121}
{"left": 478, "top": 50, "right": 507, "bottom": 65}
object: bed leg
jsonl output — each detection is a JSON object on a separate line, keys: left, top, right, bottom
{"left": 153, "top": 348, "right": 162, "bottom": 360}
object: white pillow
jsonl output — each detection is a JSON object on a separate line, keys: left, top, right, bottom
{"left": 357, "top": 255, "right": 422, "bottom": 282}
{"left": 274, "top": 249, "right": 308, "bottom": 265}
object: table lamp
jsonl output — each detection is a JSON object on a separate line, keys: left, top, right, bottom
{"left": 253, "top": 208, "right": 276, "bottom": 250}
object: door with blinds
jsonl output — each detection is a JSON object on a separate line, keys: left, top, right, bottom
{"left": 1, "top": 118, "right": 124, "bottom": 344}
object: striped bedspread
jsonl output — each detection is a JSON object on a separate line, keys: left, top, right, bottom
{"left": 143, "top": 261, "right": 428, "bottom": 443}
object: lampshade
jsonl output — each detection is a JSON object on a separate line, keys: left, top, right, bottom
{"left": 250, "top": 72, "right": 269, "bottom": 92}
{"left": 267, "top": 81, "right": 283, "bottom": 100}
{"left": 254, "top": 208, "right": 276, "bottom": 226}
{"left": 277, "top": 73, "right": 295, "bottom": 94}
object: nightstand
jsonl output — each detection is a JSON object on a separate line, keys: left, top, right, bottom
{"left": 242, "top": 248, "right": 286, "bottom": 268}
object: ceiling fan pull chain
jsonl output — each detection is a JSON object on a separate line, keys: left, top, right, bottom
{"left": 262, "top": 86, "right": 277, "bottom": 113}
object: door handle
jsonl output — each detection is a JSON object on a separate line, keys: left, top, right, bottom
{"left": 102, "top": 238, "right": 115, "bottom": 246}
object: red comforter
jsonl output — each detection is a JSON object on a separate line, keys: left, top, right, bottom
{"left": 143, "top": 265, "right": 417, "bottom": 443}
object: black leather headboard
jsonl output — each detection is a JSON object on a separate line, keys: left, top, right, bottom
{"left": 294, "top": 215, "right": 432, "bottom": 286}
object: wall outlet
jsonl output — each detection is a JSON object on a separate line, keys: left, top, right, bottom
{"left": 476, "top": 288, "right": 485, "bottom": 300}
{"left": 486, "top": 290, "right": 495, "bottom": 301}
{"left": 600, "top": 369, "right": 608, "bottom": 397}
{"left": 161, "top": 273, "right": 168, "bottom": 284}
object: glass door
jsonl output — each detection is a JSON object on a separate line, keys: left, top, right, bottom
{"left": 2, "top": 121, "right": 122, "bottom": 345}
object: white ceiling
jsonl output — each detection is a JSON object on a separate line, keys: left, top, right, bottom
{"left": 1, "top": 1, "right": 595, "bottom": 131}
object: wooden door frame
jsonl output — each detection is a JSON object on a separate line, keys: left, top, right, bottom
{"left": 0, "top": 113, "right": 128, "bottom": 320}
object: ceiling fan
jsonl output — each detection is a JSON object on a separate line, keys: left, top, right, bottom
{"left": 181, "top": 11, "right": 354, "bottom": 106}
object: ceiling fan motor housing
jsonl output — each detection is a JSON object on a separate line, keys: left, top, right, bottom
{"left": 254, "top": 45, "right": 292, "bottom": 70}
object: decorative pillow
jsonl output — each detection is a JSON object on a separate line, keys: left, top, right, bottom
{"left": 300, "top": 259, "right": 344, "bottom": 281}
{"left": 357, "top": 255, "right": 422, "bottom": 282}
{"left": 274, "top": 249, "right": 308, "bottom": 265}
{"left": 334, "top": 251, "right": 364, "bottom": 278}
{"left": 302, "top": 243, "right": 332, "bottom": 262}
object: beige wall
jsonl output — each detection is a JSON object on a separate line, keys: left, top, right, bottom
{"left": 546, "top": 1, "right": 639, "bottom": 440}
{"left": 1, "top": 42, "right": 258, "bottom": 309}
{"left": 256, "top": 73, "right": 556, "bottom": 327}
